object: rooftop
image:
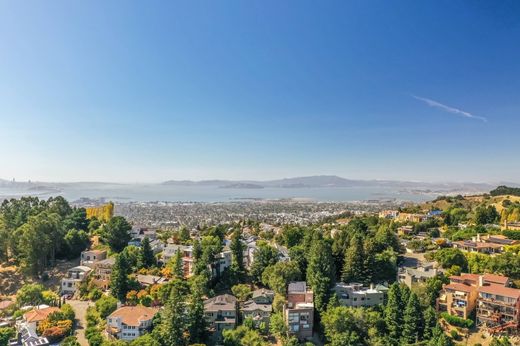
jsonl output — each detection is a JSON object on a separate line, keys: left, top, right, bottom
{"left": 108, "top": 305, "right": 159, "bottom": 326}
{"left": 479, "top": 284, "right": 520, "bottom": 299}
{"left": 24, "top": 307, "right": 60, "bottom": 323}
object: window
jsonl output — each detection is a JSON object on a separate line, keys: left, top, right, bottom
{"left": 291, "top": 325, "right": 300, "bottom": 332}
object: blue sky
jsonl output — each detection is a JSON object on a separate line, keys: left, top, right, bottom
{"left": 1, "top": 1, "right": 519, "bottom": 183}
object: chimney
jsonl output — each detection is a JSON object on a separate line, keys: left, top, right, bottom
{"left": 477, "top": 233, "right": 481, "bottom": 242}
{"left": 370, "top": 283, "right": 374, "bottom": 290}
{"left": 478, "top": 275, "right": 484, "bottom": 287}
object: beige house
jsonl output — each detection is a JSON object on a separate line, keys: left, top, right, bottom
{"left": 241, "top": 289, "right": 274, "bottom": 328}
{"left": 204, "top": 294, "right": 238, "bottom": 338}
{"left": 106, "top": 305, "right": 158, "bottom": 341}
{"left": 80, "top": 249, "right": 107, "bottom": 267}
{"left": 333, "top": 283, "right": 386, "bottom": 307}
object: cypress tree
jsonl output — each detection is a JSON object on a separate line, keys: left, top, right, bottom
{"left": 402, "top": 292, "right": 423, "bottom": 345}
{"left": 230, "top": 228, "right": 245, "bottom": 283}
{"left": 423, "top": 306, "right": 438, "bottom": 340}
{"left": 341, "top": 234, "right": 364, "bottom": 283}
{"left": 384, "top": 283, "right": 402, "bottom": 344}
{"left": 306, "top": 233, "right": 335, "bottom": 312}
{"left": 171, "top": 250, "right": 184, "bottom": 280}
{"left": 162, "top": 281, "right": 188, "bottom": 346}
{"left": 110, "top": 253, "right": 130, "bottom": 301}
{"left": 188, "top": 277, "right": 207, "bottom": 344}
{"left": 138, "top": 237, "right": 156, "bottom": 269}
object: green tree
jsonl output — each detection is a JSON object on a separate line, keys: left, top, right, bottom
{"left": 110, "top": 253, "right": 131, "bottom": 301}
{"left": 0, "top": 327, "right": 15, "bottom": 346}
{"left": 261, "top": 261, "right": 301, "bottom": 296}
{"left": 342, "top": 234, "right": 365, "bottom": 283}
{"left": 306, "top": 233, "right": 335, "bottom": 312}
{"left": 384, "top": 283, "right": 402, "bottom": 344}
{"left": 162, "top": 281, "right": 188, "bottom": 346}
{"left": 60, "top": 336, "right": 81, "bottom": 346}
{"left": 423, "top": 306, "right": 438, "bottom": 340}
{"left": 321, "top": 306, "right": 363, "bottom": 346}
{"left": 230, "top": 228, "right": 245, "bottom": 283}
{"left": 171, "top": 250, "right": 185, "bottom": 280}
{"left": 130, "top": 334, "right": 161, "bottom": 346}
{"left": 402, "top": 292, "right": 423, "bottom": 344}
{"left": 16, "top": 283, "right": 45, "bottom": 306}
{"left": 222, "top": 325, "right": 267, "bottom": 346}
{"left": 434, "top": 248, "right": 468, "bottom": 271}
{"left": 187, "top": 277, "right": 207, "bottom": 344}
{"left": 62, "top": 229, "right": 90, "bottom": 259}
{"left": 104, "top": 216, "right": 132, "bottom": 252}
{"left": 231, "top": 284, "right": 252, "bottom": 302}
{"left": 250, "top": 244, "right": 279, "bottom": 283}
{"left": 138, "top": 237, "right": 156, "bottom": 269}
{"left": 95, "top": 295, "right": 118, "bottom": 319}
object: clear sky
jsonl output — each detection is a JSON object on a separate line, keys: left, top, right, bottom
{"left": 1, "top": 1, "right": 519, "bottom": 183}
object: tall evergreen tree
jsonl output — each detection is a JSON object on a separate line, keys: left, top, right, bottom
{"left": 362, "top": 237, "right": 377, "bottom": 284}
{"left": 110, "top": 253, "right": 131, "bottom": 301}
{"left": 341, "top": 234, "right": 364, "bottom": 283}
{"left": 306, "top": 233, "right": 335, "bottom": 312}
{"left": 402, "top": 292, "right": 424, "bottom": 345}
{"left": 400, "top": 284, "right": 411, "bottom": 311}
{"left": 171, "top": 251, "right": 184, "bottom": 280}
{"left": 423, "top": 306, "right": 438, "bottom": 340}
{"left": 104, "top": 216, "right": 132, "bottom": 252}
{"left": 138, "top": 237, "right": 156, "bottom": 269}
{"left": 384, "top": 283, "right": 402, "bottom": 344}
{"left": 229, "top": 228, "right": 245, "bottom": 283}
{"left": 162, "top": 281, "right": 188, "bottom": 346}
{"left": 187, "top": 277, "right": 207, "bottom": 344}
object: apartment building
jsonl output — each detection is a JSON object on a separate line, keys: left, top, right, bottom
{"left": 283, "top": 282, "right": 314, "bottom": 340}
{"left": 477, "top": 281, "right": 520, "bottom": 331}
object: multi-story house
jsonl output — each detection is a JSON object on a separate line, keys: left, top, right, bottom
{"left": 284, "top": 282, "right": 314, "bottom": 340}
{"left": 61, "top": 266, "right": 92, "bottom": 295}
{"left": 204, "top": 294, "right": 238, "bottom": 341}
{"left": 92, "top": 258, "right": 115, "bottom": 290}
{"left": 80, "top": 250, "right": 107, "bottom": 267}
{"left": 241, "top": 289, "right": 274, "bottom": 328}
{"left": 162, "top": 244, "right": 194, "bottom": 277}
{"left": 477, "top": 281, "right": 520, "bottom": 331}
{"left": 398, "top": 263, "right": 439, "bottom": 288}
{"left": 333, "top": 283, "right": 386, "bottom": 307}
{"left": 106, "top": 305, "right": 158, "bottom": 341}
{"left": 213, "top": 249, "right": 232, "bottom": 277}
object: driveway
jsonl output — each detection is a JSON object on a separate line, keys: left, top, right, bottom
{"left": 67, "top": 299, "right": 92, "bottom": 346}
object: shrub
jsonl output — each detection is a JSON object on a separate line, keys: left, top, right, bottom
{"left": 441, "top": 312, "right": 473, "bottom": 329}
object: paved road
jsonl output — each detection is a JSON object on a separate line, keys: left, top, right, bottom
{"left": 68, "top": 299, "right": 92, "bottom": 346}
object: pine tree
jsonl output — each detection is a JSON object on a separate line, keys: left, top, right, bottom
{"left": 110, "top": 253, "right": 130, "bottom": 301}
{"left": 171, "top": 250, "right": 184, "bottom": 280}
{"left": 363, "top": 238, "right": 377, "bottom": 284}
{"left": 162, "top": 281, "right": 188, "bottom": 346}
{"left": 400, "top": 284, "right": 411, "bottom": 311}
{"left": 402, "top": 292, "right": 423, "bottom": 345}
{"left": 384, "top": 283, "right": 402, "bottom": 344}
{"left": 423, "top": 306, "right": 438, "bottom": 340}
{"left": 341, "top": 234, "right": 364, "bottom": 283}
{"left": 187, "top": 277, "right": 207, "bottom": 344}
{"left": 306, "top": 233, "right": 335, "bottom": 312}
{"left": 138, "top": 237, "right": 156, "bottom": 269}
{"left": 230, "top": 228, "right": 245, "bottom": 283}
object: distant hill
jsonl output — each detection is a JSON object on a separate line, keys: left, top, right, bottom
{"left": 490, "top": 185, "right": 520, "bottom": 197}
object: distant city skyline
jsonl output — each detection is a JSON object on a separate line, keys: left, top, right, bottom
{"left": 1, "top": 1, "right": 519, "bottom": 183}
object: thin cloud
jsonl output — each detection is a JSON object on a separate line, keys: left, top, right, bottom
{"left": 412, "top": 95, "right": 487, "bottom": 122}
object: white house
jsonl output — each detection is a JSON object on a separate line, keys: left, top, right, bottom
{"left": 61, "top": 266, "right": 92, "bottom": 295}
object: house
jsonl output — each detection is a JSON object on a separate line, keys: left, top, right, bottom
{"left": 92, "top": 258, "right": 115, "bottom": 290}
{"left": 397, "top": 213, "right": 427, "bottom": 223}
{"left": 136, "top": 274, "right": 168, "bottom": 287}
{"left": 477, "top": 281, "right": 520, "bottom": 331}
{"left": 22, "top": 307, "right": 60, "bottom": 330}
{"left": 333, "top": 283, "right": 385, "bottom": 307}
{"left": 379, "top": 210, "right": 399, "bottom": 219}
{"left": 241, "top": 289, "right": 274, "bottom": 328}
{"left": 398, "top": 226, "right": 414, "bottom": 236}
{"left": 204, "top": 294, "right": 238, "bottom": 339}
{"left": 61, "top": 266, "right": 92, "bottom": 295}
{"left": 503, "top": 221, "right": 520, "bottom": 231}
{"left": 398, "top": 263, "right": 439, "bottom": 288}
{"left": 213, "top": 249, "right": 232, "bottom": 277}
{"left": 106, "top": 305, "right": 159, "bottom": 341}
{"left": 80, "top": 250, "right": 107, "bottom": 267}
{"left": 8, "top": 322, "right": 49, "bottom": 346}
{"left": 283, "top": 282, "right": 314, "bottom": 340}
{"left": 481, "top": 234, "right": 519, "bottom": 246}
{"left": 161, "top": 244, "right": 194, "bottom": 277}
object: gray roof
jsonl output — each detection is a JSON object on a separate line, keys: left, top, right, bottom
{"left": 288, "top": 281, "right": 307, "bottom": 293}
{"left": 252, "top": 288, "right": 274, "bottom": 299}
{"left": 241, "top": 300, "right": 272, "bottom": 313}
{"left": 204, "top": 294, "right": 237, "bottom": 312}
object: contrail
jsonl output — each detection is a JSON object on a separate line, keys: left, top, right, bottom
{"left": 412, "top": 95, "right": 487, "bottom": 122}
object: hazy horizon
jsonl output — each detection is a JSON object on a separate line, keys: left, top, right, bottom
{"left": 1, "top": 1, "right": 519, "bottom": 183}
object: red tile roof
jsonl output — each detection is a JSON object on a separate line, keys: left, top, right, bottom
{"left": 24, "top": 307, "right": 60, "bottom": 323}
{"left": 479, "top": 284, "right": 520, "bottom": 299}
{"left": 444, "top": 283, "right": 475, "bottom": 293}
{"left": 108, "top": 305, "right": 159, "bottom": 326}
